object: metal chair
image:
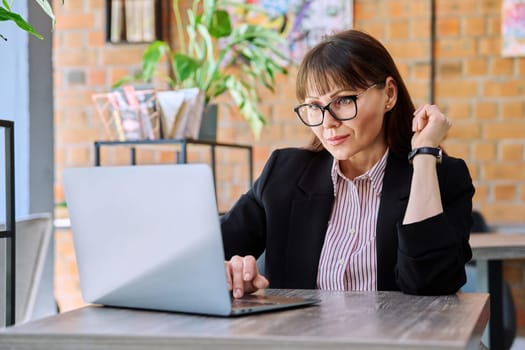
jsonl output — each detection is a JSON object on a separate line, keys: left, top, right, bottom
{"left": 0, "top": 213, "right": 53, "bottom": 325}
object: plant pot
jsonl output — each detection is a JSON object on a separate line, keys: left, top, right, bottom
{"left": 198, "top": 104, "right": 218, "bottom": 142}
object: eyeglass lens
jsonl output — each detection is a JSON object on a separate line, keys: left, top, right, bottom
{"left": 296, "top": 96, "right": 357, "bottom": 126}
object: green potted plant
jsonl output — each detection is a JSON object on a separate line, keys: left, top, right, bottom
{"left": 116, "top": 0, "right": 289, "bottom": 138}
{"left": 0, "top": 0, "right": 62, "bottom": 40}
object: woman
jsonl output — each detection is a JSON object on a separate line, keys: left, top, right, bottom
{"left": 221, "top": 29, "right": 474, "bottom": 298}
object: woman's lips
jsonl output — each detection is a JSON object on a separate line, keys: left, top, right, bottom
{"left": 326, "top": 135, "right": 349, "bottom": 146}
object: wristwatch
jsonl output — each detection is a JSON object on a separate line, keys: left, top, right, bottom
{"left": 408, "top": 147, "right": 442, "bottom": 164}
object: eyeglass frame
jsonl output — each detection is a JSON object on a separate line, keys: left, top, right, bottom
{"left": 293, "top": 84, "right": 378, "bottom": 127}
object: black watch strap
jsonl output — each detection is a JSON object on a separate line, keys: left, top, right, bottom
{"left": 408, "top": 147, "right": 442, "bottom": 164}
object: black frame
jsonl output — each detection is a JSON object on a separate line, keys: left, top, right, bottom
{"left": 105, "top": 0, "right": 162, "bottom": 44}
{"left": 0, "top": 120, "right": 15, "bottom": 327}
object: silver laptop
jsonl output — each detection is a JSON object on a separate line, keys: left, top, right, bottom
{"left": 62, "top": 164, "right": 319, "bottom": 316}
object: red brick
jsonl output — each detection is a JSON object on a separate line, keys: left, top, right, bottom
{"left": 487, "top": 16, "right": 502, "bottom": 36}
{"left": 483, "top": 163, "right": 525, "bottom": 181}
{"left": 463, "top": 17, "right": 486, "bottom": 36}
{"left": 86, "top": 69, "right": 107, "bottom": 86}
{"left": 493, "top": 184, "right": 518, "bottom": 201}
{"left": 387, "top": 41, "right": 429, "bottom": 59}
{"left": 410, "top": 18, "right": 431, "bottom": 39}
{"left": 101, "top": 48, "right": 147, "bottom": 65}
{"left": 445, "top": 101, "right": 471, "bottom": 119}
{"left": 464, "top": 58, "right": 487, "bottom": 75}
{"left": 473, "top": 101, "right": 498, "bottom": 119}
{"left": 501, "top": 101, "right": 525, "bottom": 119}
{"left": 88, "top": 0, "right": 105, "bottom": 9}
{"left": 473, "top": 184, "right": 488, "bottom": 203}
{"left": 54, "top": 51, "right": 98, "bottom": 67}
{"left": 479, "top": 37, "right": 501, "bottom": 55}
{"left": 435, "top": 80, "right": 478, "bottom": 98}
{"left": 473, "top": 142, "right": 496, "bottom": 161}
{"left": 436, "top": 38, "right": 477, "bottom": 58}
{"left": 500, "top": 143, "right": 524, "bottom": 161}
{"left": 436, "top": 0, "right": 478, "bottom": 15}
{"left": 412, "top": 62, "right": 430, "bottom": 79}
{"left": 87, "top": 31, "right": 105, "bottom": 47}
{"left": 438, "top": 61, "right": 462, "bottom": 77}
{"left": 55, "top": 14, "right": 95, "bottom": 30}
{"left": 483, "top": 80, "right": 525, "bottom": 97}
{"left": 517, "top": 58, "right": 525, "bottom": 75}
{"left": 437, "top": 18, "right": 460, "bottom": 36}
{"left": 478, "top": 203, "right": 525, "bottom": 224}
{"left": 480, "top": 0, "right": 500, "bottom": 14}
{"left": 388, "top": 21, "right": 410, "bottom": 39}
{"left": 66, "top": 146, "right": 91, "bottom": 165}
{"left": 443, "top": 141, "right": 469, "bottom": 160}
{"left": 62, "top": 32, "right": 85, "bottom": 49}
{"left": 489, "top": 57, "right": 515, "bottom": 76}
{"left": 484, "top": 122, "right": 525, "bottom": 139}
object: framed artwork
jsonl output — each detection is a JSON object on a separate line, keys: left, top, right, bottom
{"left": 233, "top": 0, "right": 353, "bottom": 63}
{"left": 502, "top": 0, "right": 525, "bottom": 57}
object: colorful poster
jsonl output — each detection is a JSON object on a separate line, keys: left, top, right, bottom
{"left": 234, "top": 0, "right": 353, "bottom": 63}
{"left": 502, "top": 0, "right": 525, "bottom": 57}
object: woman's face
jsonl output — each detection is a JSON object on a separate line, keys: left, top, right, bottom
{"left": 304, "top": 78, "right": 396, "bottom": 162}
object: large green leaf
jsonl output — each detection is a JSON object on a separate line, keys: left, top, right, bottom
{"left": 173, "top": 53, "right": 200, "bottom": 82}
{"left": 0, "top": 7, "right": 43, "bottom": 39}
{"left": 141, "top": 40, "right": 170, "bottom": 81}
{"left": 208, "top": 9, "right": 231, "bottom": 38}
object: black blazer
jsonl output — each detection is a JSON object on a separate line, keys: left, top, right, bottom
{"left": 221, "top": 148, "right": 474, "bottom": 295}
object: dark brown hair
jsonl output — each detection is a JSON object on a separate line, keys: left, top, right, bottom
{"left": 296, "top": 29, "right": 414, "bottom": 157}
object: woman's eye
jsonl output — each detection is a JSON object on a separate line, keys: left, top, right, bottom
{"left": 334, "top": 96, "right": 355, "bottom": 105}
{"left": 307, "top": 104, "right": 321, "bottom": 110}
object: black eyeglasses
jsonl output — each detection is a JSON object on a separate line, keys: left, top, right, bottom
{"left": 294, "top": 84, "right": 377, "bottom": 127}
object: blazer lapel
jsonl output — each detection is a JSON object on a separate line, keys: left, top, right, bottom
{"left": 285, "top": 150, "right": 334, "bottom": 288}
{"left": 376, "top": 152, "right": 411, "bottom": 290}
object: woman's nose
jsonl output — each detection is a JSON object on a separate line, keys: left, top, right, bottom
{"left": 321, "top": 109, "right": 341, "bottom": 128}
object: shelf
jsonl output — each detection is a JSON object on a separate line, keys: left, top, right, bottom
{"left": 93, "top": 138, "right": 254, "bottom": 195}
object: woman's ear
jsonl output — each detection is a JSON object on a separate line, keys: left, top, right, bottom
{"left": 384, "top": 77, "right": 398, "bottom": 111}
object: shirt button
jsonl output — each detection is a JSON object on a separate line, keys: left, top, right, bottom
{"left": 349, "top": 229, "right": 355, "bottom": 234}
{"left": 338, "top": 258, "right": 345, "bottom": 265}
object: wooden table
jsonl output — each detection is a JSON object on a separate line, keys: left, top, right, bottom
{"left": 0, "top": 289, "right": 489, "bottom": 350}
{"left": 470, "top": 232, "right": 525, "bottom": 350}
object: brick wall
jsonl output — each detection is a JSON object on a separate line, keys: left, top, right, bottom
{"left": 52, "top": 0, "right": 525, "bottom": 333}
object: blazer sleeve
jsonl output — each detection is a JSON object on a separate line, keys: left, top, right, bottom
{"left": 395, "top": 157, "right": 474, "bottom": 295}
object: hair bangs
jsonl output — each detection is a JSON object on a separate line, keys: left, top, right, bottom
{"left": 296, "top": 40, "right": 372, "bottom": 101}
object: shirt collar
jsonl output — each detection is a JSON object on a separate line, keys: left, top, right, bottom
{"left": 331, "top": 148, "right": 389, "bottom": 196}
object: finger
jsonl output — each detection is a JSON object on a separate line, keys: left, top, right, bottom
{"left": 413, "top": 104, "right": 426, "bottom": 116}
{"left": 242, "top": 255, "right": 258, "bottom": 282}
{"left": 412, "top": 104, "right": 429, "bottom": 131}
{"left": 418, "top": 114, "right": 429, "bottom": 131}
{"left": 230, "top": 256, "right": 245, "bottom": 298}
{"left": 252, "top": 274, "right": 270, "bottom": 289}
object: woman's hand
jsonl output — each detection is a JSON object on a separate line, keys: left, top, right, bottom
{"left": 411, "top": 104, "right": 452, "bottom": 148}
{"left": 225, "top": 255, "right": 269, "bottom": 298}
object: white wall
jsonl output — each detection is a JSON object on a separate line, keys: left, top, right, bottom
{"left": 0, "top": 0, "right": 56, "bottom": 322}
{"left": 0, "top": 4, "right": 30, "bottom": 218}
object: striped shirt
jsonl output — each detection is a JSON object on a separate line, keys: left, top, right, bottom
{"left": 316, "top": 149, "right": 388, "bottom": 291}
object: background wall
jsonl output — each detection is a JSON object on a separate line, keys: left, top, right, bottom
{"left": 0, "top": 0, "right": 56, "bottom": 322}
{"left": 51, "top": 0, "right": 525, "bottom": 334}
